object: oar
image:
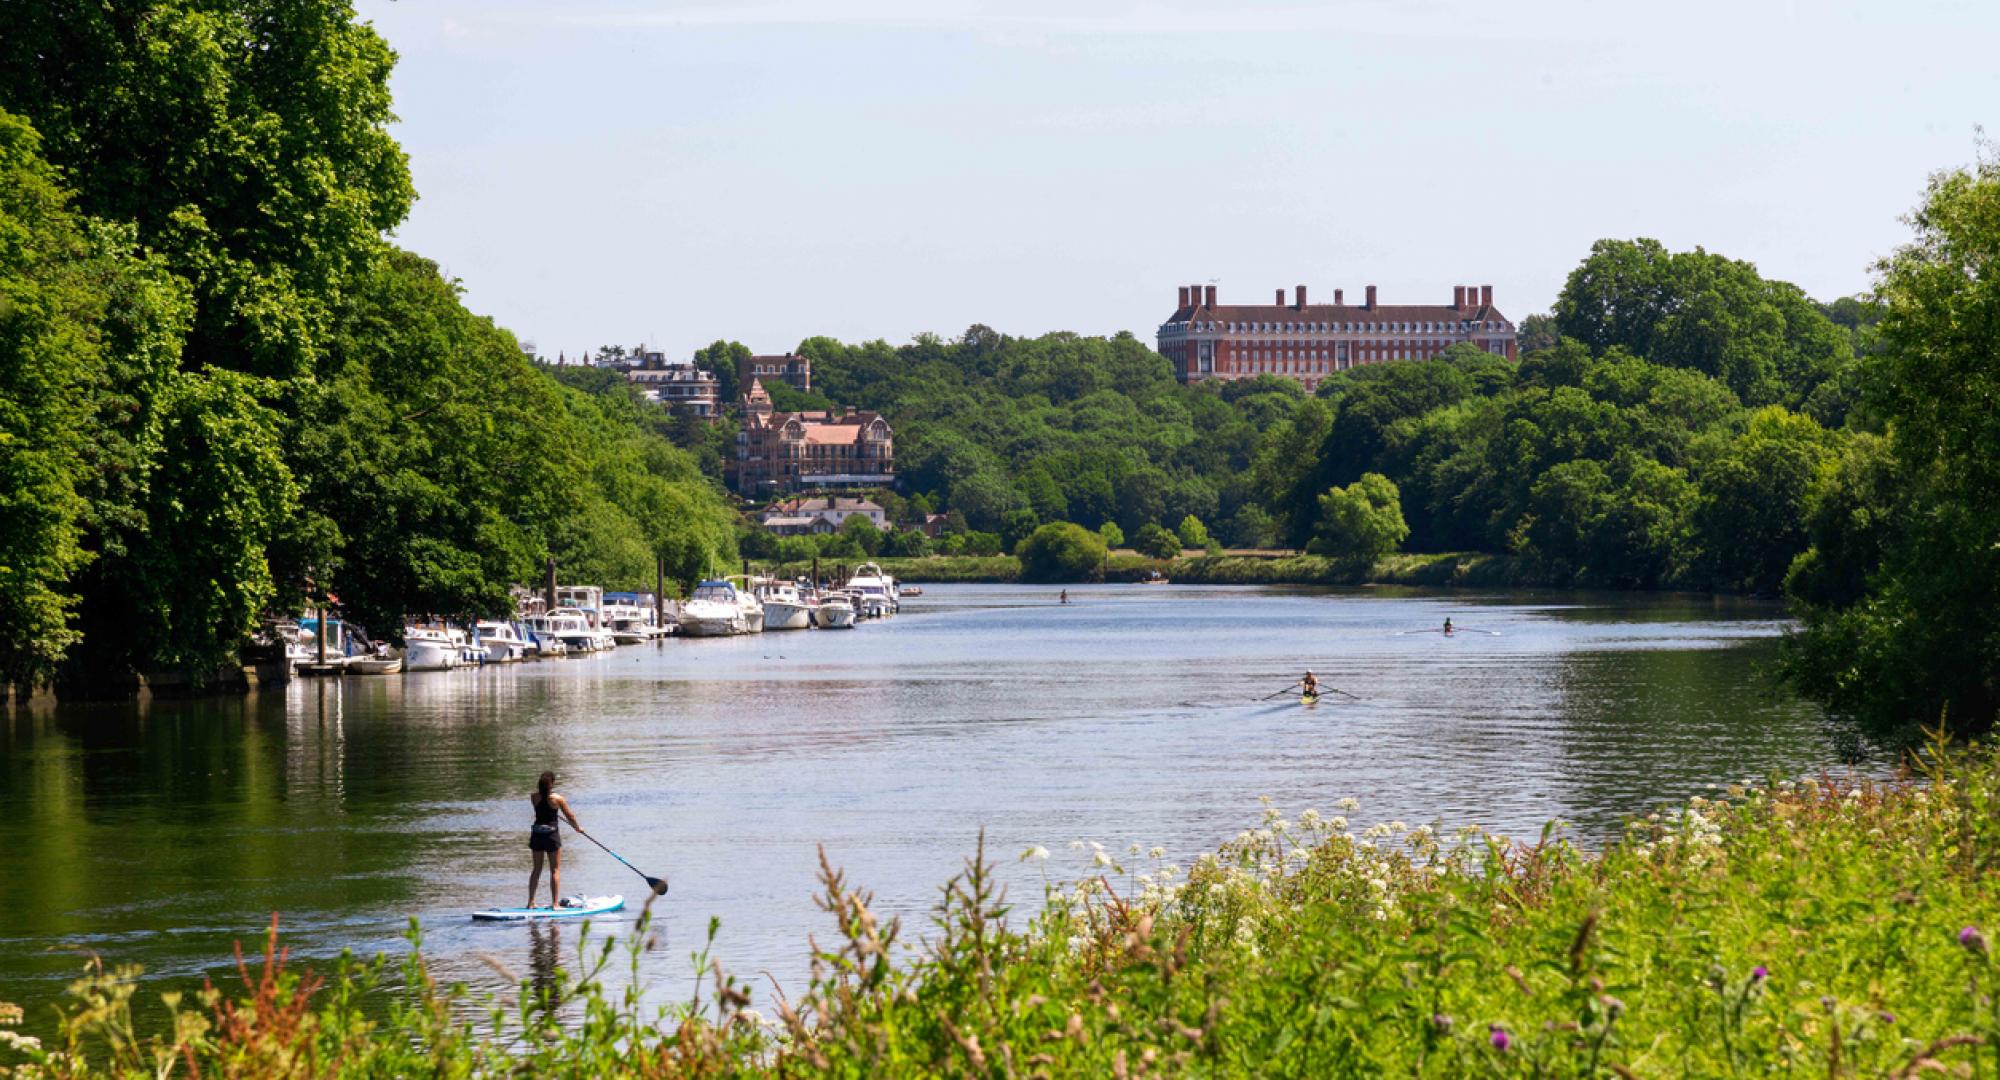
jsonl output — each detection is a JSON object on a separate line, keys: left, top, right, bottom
{"left": 1327, "top": 687, "right": 1363, "bottom": 700}
{"left": 1259, "top": 682, "right": 1303, "bottom": 701}
{"left": 573, "top": 829, "right": 669, "bottom": 896}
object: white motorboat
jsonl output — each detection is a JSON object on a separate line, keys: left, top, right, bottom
{"left": 521, "top": 616, "right": 570, "bottom": 657}
{"left": 679, "top": 580, "right": 749, "bottom": 637}
{"left": 403, "top": 626, "right": 460, "bottom": 671}
{"left": 474, "top": 620, "right": 529, "bottom": 662}
{"left": 542, "top": 607, "right": 602, "bottom": 653}
{"left": 814, "top": 592, "right": 856, "bottom": 629}
{"left": 755, "top": 578, "right": 813, "bottom": 631}
{"left": 347, "top": 655, "right": 404, "bottom": 675}
{"left": 846, "top": 562, "right": 896, "bottom": 619}
{"left": 557, "top": 586, "right": 619, "bottom": 650}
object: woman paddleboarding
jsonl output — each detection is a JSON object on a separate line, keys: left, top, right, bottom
{"left": 528, "top": 770, "right": 584, "bottom": 909}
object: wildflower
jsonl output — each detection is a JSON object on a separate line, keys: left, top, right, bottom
{"left": 738, "top": 1008, "right": 765, "bottom": 1027}
{"left": 1329, "top": 816, "right": 1348, "bottom": 831}
{"left": 1092, "top": 851, "right": 1113, "bottom": 868}
{"left": 1149, "top": 846, "right": 1166, "bottom": 859}
{"left": 1489, "top": 1026, "right": 1511, "bottom": 1051}
{"left": 1067, "top": 840, "right": 1085, "bottom": 850}
{"left": 1128, "top": 842, "right": 1143, "bottom": 855}
{"left": 1751, "top": 966, "right": 1768, "bottom": 983}
{"left": 1961, "top": 926, "right": 1988, "bottom": 955}
{"left": 1388, "top": 820, "right": 1409, "bottom": 833}
{"left": 1336, "top": 797, "right": 1361, "bottom": 811}
{"left": 1090, "top": 840, "right": 1105, "bottom": 853}
{"left": 1021, "top": 846, "right": 1050, "bottom": 862}
{"left": 1300, "top": 809, "right": 1322, "bottom": 827}
{"left": 1602, "top": 995, "right": 1625, "bottom": 1018}
{"left": 1431, "top": 1013, "right": 1454, "bottom": 1033}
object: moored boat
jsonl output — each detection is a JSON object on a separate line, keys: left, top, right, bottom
{"left": 679, "top": 580, "right": 750, "bottom": 637}
{"left": 755, "top": 578, "right": 812, "bottom": 631}
{"left": 474, "top": 620, "right": 529, "bottom": 662}
{"left": 847, "top": 562, "right": 895, "bottom": 618}
{"left": 814, "top": 592, "right": 857, "bottom": 629}
{"left": 347, "top": 655, "right": 404, "bottom": 675}
{"left": 403, "top": 626, "right": 460, "bottom": 671}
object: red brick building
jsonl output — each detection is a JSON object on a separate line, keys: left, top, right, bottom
{"left": 1158, "top": 283, "right": 1518, "bottom": 393}
{"left": 740, "top": 353, "right": 812, "bottom": 394}
{"left": 733, "top": 380, "right": 894, "bottom": 495}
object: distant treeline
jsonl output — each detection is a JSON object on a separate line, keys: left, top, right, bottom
{"left": 0, "top": 3, "right": 736, "bottom": 690}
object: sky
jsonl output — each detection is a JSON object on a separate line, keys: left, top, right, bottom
{"left": 353, "top": 0, "right": 1999, "bottom": 360}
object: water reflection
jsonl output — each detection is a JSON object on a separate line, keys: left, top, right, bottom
{"left": 0, "top": 585, "right": 1857, "bottom": 1028}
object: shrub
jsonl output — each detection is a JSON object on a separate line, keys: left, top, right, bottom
{"left": 1097, "top": 521, "right": 1125, "bottom": 549}
{"left": 1133, "top": 522, "right": 1181, "bottom": 559}
{"left": 839, "top": 514, "right": 882, "bottom": 556}
{"left": 1176, "top": 514, "right": 1210, "bottom": 549}
{"left": 1309, "top": 472, "right": 1408, "bottom": 563}
{"left": 1014, "top": 522, "right": 1108, "bottom": 583}
{"left": 961, "top": 530, "right": 1004, "bottom": 557}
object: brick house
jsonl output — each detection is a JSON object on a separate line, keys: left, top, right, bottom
{"left": 733, "top": 380, "right": 894, "bottom": 495}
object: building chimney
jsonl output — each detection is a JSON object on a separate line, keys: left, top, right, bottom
{"left": 1365, "top": 285, "right": 1377, "bottom": 310}
{"left": 1204, "top": 284, "right": 1216, "bottom": 307}
{"left": 1275, "top": 288, "right": 1285, "bottom": 305}
{"left": 1454, "top": 285, "right": 1465, "bottom": 308}
{"left": 1334, "top": 288, "right": 1344, "bottom": 305}
{"left": 1179, "top": 286, "right": 1190, "bottom": 309}
{"left": 1481, "top": 284, "right": 1493, "bottom": 307}
{"left": 1295, "top": 285, "right": 1307, "bottom": 308}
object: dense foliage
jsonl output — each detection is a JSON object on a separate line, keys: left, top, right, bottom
{"left": 1014, "top": 521, "right": 1108, "bottom": 583}
{"left": 0, "top": 1, "right": 735, "bottom": 686}
{"left": 774, "top": 330, "right": 1306, "bottom": 543}
{"left": 1248, "top": 252, "right": 1861, "bottom": 593}
{"left": 17, "top": 739, "right": 2000, "bottom": 1076}
{"left": 1783, "top": 155, "right": 2000, "bottom": 741}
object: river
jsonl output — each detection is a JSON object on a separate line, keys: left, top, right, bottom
{"left": 0, "top": 584, "right": 1856, "bottom": 1027}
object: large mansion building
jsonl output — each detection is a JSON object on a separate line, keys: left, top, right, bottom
{"left": 740, "top": 353, "right": 812, "bottom": 394}
{"left": 1158, "top": 283, "right": 1518, "bottom": 393}
{"left": 734, "top": 380, "right": 894, "bottom": 495}
{"left": 618, "top": 347, "right": 720, "bottom": 416}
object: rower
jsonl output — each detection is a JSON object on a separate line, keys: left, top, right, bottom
{"left": 1302, "top": 670, "right": 1319, "bottom": 698}
{"left": 1443, "top": 617, "right": 1455, "bottom": 636}
{"left": 1059, "top": 589, "right": 1069, "bottom": 605}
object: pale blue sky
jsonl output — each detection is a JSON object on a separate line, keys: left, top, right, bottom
{"left": 355, "top": 0, "right": 1997, "bottom": 360}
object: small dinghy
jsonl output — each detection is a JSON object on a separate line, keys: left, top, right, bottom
{"left": 470, "top": 894, "right": 624, "bottom": 922}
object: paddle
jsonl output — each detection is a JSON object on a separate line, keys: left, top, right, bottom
{"left": 573, "top": 828, "right": 669, "bottom": 896}
{"left": 1259, "top": 682, "right": 1302, "bottom": 701}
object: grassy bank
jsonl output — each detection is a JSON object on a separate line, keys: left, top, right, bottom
{"left": 869, "top": 551, "right": 1540, "bottom": 588}
{"left": 14, "top": 737, "right": 2000, "bottom": 1076}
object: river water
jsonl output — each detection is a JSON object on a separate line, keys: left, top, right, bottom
{"left": 0, "top": 584, "right": 1855, "bottom": 1026}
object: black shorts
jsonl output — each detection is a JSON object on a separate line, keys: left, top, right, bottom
{"left": 529, "top": 824, "right": 561, "bottom": 852}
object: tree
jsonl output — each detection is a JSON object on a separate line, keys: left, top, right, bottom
{"left": 0, "top": 0, "right": 414, "bottom": 381}
{"left": 881, "top": 528, "right": 930, "bottom": 558}
{"left": 961, "top": 531, "right": 1004, "bottom": 557}
{"left": 1015, "top": 522, "right": 1108, "bottom": 583}
{"left": 1251, "top": 399, "right": 1334, "bottom": 547}
{"left": 1176, "top": 514, "right": 1211, "bottom": 550}
{"left": 1223, "top": 505, "right": 1279, "bottom": 549}
{"left": 774, "top": 535, "right": 819, "bottom": 565}
{"left": 999, "top": 508, "right": 1041, "bottom": 551}
{"left": 1310, "top": 473, "right": 1408, "bottom": 565}
{"left": 1784, "top": 156, "right": 2000, "bottom": 739}
{"left": 1133, "top": 523, "right": 1182, "bottom": 560}
{"left": 840, "top": 513, "right": 883, "bottom": 557}
{"left": 692, "top": 340, "right": 748, "bottom": 405}
{"left": 1097, "top": 521, "right": 1125, "bottom": 549}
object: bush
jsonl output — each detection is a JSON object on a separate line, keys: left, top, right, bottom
{"left": 839, "top": 514, "right": 883, "bottom": 556}
{"left": 1309, "top": 472, "right": 1408, "bottom": 563}
{"left": 1097, "top": 521, "right": 1125, "bottom": 549}
{"left": 961, "top": 530, "right": 1004, "bottom": 557}
{"left": 1176, "top": 514, "right": 1210, "bottom": 549}
{"left": 27, "top": 740, "right": 2000, "bottom": 1077}
{"left": 1014, "top": 522, "right": 1108, "bottom": 583}
{"left": 1223, "top": 504, "right": 1280, "bottom": 548}
{"left": 880, "top": 528, "right": 930, "bottom": 558}
{"left": 773, "top": 535, "right": 818, "bottom": 564}
{"left": 1133, "top": 522, "right": 1182, "bottom": 560}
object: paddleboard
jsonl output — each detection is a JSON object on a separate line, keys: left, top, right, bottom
{"left": 471, "top": 895, "right": 624, "bottom": 922}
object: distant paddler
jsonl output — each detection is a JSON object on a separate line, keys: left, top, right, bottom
{"left": 1443, "top": 617, "right": 1454, "bottom": 636}
{"left": 1059, "top": 589, "right": 1069, "bottom": 605}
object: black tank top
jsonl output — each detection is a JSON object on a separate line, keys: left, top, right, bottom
{"left": 533, "top": 792, "right": 558, "bottom": 826}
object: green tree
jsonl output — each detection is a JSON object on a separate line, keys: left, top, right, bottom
{"left": 1015, "top": 522, "right": 1108, "bottom": 583}
{"left": 0, "top": 0, "right": 414, "bottom": 381}
{"left": 881, "top": 528, "right": 930, "bottom": 558}
{"left": 999, "top": 508, "right": 1041, "bottom": 551}
{"left": 1310, "top": 473, "right": 1408, "bottom": 565}
{"left": 692, "top": 340, "right": 747, "bottom": 405}
{"left": 1785, "top": 156, "right": 2000, "bottom": 738}
{"left": 1223, "top": 505, "right": 1279, "bottom": 549}
{"left": 1097, "top": 521, "right": 1126, "bottom": 549}
{"left": 1133, "top": 523, "right": 1182, "bottom": 560}
{"left": 961, "top": 531, "right": 1004, "bottom": 557}
{"left": 840, "top": 514, "right": 883, "bottom": 557}
{"left": 774, "top": 535, "right": 819, "bottom": 565}
{"left": 1176, "top": 514, "right": 1211, "bottom": 550}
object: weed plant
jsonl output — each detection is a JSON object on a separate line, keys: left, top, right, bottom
{"left": 7, "top": 734, "right": 2000, "bottom": 1076}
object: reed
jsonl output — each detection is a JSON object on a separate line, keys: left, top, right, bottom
{"left": 11, "top": 733, "right": 1997, "bottom": 1077}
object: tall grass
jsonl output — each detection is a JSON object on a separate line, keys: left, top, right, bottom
{"left": 11, "top": 735, "right": 2000, "bottom": 1076}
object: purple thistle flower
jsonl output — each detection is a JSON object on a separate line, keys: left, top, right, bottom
{"left": 1961, "top": 926, "right": 1988, "bottom": 955}
{"left": 1489, "top": 1026, "right": 1510, "bottom": 1051}
{"left": 1751, "top": 965, "right": 1768, "bottom": 982}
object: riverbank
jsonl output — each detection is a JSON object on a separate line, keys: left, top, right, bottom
{"left": 13, "top": 738, "right": 1988, "bottom": 1076}
{"left": 873, "top": 550, "right": 1541, "bottom": 587}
